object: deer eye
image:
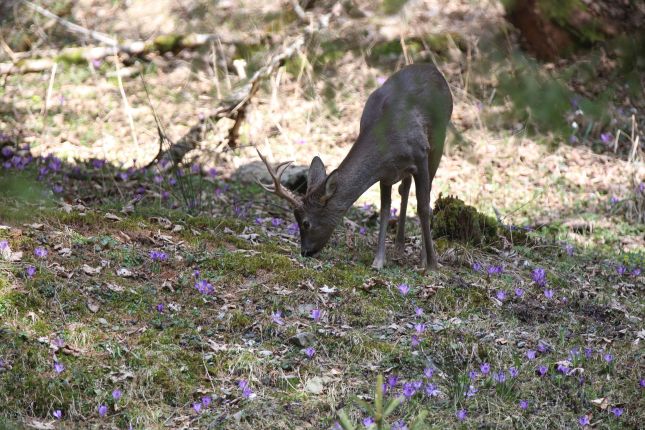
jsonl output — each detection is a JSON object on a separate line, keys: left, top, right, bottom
{"left": 302, "top": 220, "right": 311, "bottom": 230}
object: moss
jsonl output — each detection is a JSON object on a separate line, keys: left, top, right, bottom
{"left": 151, "top": 34, "right": 183, "bottom": 54}
{"left": 432, "top": 194, "right": 498, "bottom": 245}
{"left": 57, "top": 47, "right": 87, "bottom": 65}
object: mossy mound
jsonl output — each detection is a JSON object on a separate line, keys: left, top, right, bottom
{"left": 432, "top": 194, "right": 499, "bottom": 245}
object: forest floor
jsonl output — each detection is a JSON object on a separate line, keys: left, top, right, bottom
{"left": 0, "top": 0, "right": 644, "bottom": 429}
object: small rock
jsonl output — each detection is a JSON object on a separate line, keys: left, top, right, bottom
{"left": 98, "top": 318, "right": 108, "bottom": 326}
{"left": 288, "top": 332, "right": 315, "bottom": 347}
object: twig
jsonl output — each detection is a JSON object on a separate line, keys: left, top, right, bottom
{"left": 113, "top": 48, "right": 139, "bottom": 148}
{"left": 42, "top": 62, "right": 57, "bottom": 116}
{"left": 20, "top": 0, "right": 118, "bottom": 46}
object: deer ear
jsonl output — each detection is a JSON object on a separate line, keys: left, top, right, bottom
{"left": 307, "top": 156, "right": 326, "bottom": 191}
{"left": 320, "top": 170, "right": 338, "bottom": 204}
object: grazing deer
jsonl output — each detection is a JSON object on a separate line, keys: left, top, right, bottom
{"left": 258, "top": 63, "right": 452, "bottom": 270}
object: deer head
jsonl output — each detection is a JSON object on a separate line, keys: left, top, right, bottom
{"left": 257, "top": 149, "right": 340, "bottom": 257}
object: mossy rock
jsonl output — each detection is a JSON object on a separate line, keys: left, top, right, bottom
{"left": 432, "top": 194, "right": 498, "bottom": 245}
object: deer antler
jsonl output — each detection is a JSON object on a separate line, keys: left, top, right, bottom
{"left": 256, "top": 148, "right": 302, "bottom": 208}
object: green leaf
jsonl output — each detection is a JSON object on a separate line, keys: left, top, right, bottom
{"left": 410, "top": 410, "right": 429, "bottom": 430}
{"left": 337, "top": 410, "right": 356, "bottom": 430}
{"left": 383, "top": 396, "right": 403, "bottom": 417}
{"left": 354, "top": 398, "right": 375, "bottom": 416}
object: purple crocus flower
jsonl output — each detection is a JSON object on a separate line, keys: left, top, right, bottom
{"left": 202, "top": 396, "right": 212, "bottom": 407}
{"left": 487, "top": 265, "right": 503, "bottom": 275}
{"left": 537, "top": 365, "right": 548, "bottom": 376}
{"left": 286, "top": 223, "right": 299, "bottom": 236}
{"left": 305, "top": 347, "right": 315, "bottom": 358}
{"left": 156, "top": 303, "right": 164, "bottom": 313}
{"left": 414, "top": 323, "right": 425, "bottom": 334}
{"left": 149, "top": 250, "right": 167, "bottom": 262}
{"left": 425, "top": 383, "right": 440, "bottom": 397}
{"left": 387, "top": 375, "right": 398, "bottom": 388}
{"left": 557, "top": 363, "right": 570, "bottom": 374}
{"left": 153, "top": 175, "right": 163, "bottom": 184}
{"left": 112, "top": 389, "right": 122, "bottom": 400}
{"left": 92, "top": 159, "right": 105, "bottom": 169}
{"left": 271, "top": 218, "right": 282, "bottom": 227}
{"left": 34, "top": 247, "right": 48, "bottom": 258}
{"left": 537, "top": 341, "right": 549, "bottom": 353}
{"left": 515, "top": 287, "right": 524, "bottom": 297}
{"left": 532, "top": 268, "right": 546, "bottom": 286}
{"left": 1, "top": 146, "right": 13, "bottom": 157}
{"left": 392, "top": 420, "right": 408, "bottom": 430}
{"left": 456, "top": 409, "right": 467, "bottom": 421}
{"left": 415, "top": 307, "right": 424, "bottom": 316}
{"left": 480, "top": 363, "right": 490, "bottom": 375}
{"left": 411, "top": 335, "right": 420, "bottom": 347}
{"left": 509, "top": 367, "right": 519, "bottom": 378}
{"left": 271, "top": 311, "right": 284, "bottom": 325}
{"left": 496, "top": 290, "right": 507, "bottom": 301}
{"left": 610, "top": 407, "right": 623, "bottom": 417}
{"left": 359, "top": 226, "right": 367, "bottom": 235}
{"left": 544, "top": 289, "right": 554, "bottom": 299}
{"left": 98, "top": 404, "right": 108, "bottom": 417}
{"left": 168, "top": 177, "right": 177, "bottom": 186}
{"left": 239, "top": 380, "right": 253, "bottom": 399}
{"left": 578, "top": 415, "right": 590, "bottom": 426}
{"left": 423, "top": 367, "right": 434, "bottom": 379}
{"left": 195, "top": 280, "right": 214, "bottom": 295}
{"left": 632, "top": 268, "right": 641, "bottom": 276}
{"left": 616, "top": 265, "right": 626, "bottom": 276}
{"left": 54, "top": 361, "right": 64, "bottom": 374}
{"left": 465, "top": 385, "right": 478, "bottom": 397}
{"left": 311, "top": 309, "right": 321, "bottom": 322}
{"left": 600, "top": 132, "right": 613, "bottom": 144}
{"left": 519, "top": 400, "right": 528, "bottom": 410}
{"left": 472, "top": 262, "right": 482, "bottom": 272}
{"left": 603, "top": 353, "right": 613, "bottom": 363}
{"left": 26, "top": 266, "right": 36, "bottom": 278}
{"left": 640, "top": 379, "right": 645, "bottom": 388}
{"left": 468, "top": 370, "right": 478, "bottom": 380}
{"left": 208, "top": 168, "right": 217, "bottom": 178}
{"left": 565, "top": 244, "right": 574, "bottom": 256}
{"left": 402, "top": 382, "right": 416, "bottom": 399}
{"left": 363, "top": 417, "right": 375, "bottom": 427}
{"left": 377, "top": 76, "right": 387, "bottom": 85}
{"left": 494, "top": 371, "right": 506, "bottom": 383}
{"left": 0, "top": 240, "right": 7, "bottom": 251}
{"left": 53, "top": 410, "right": 62, "bottom": 419}
{"left": 397, "top": 284, "right": 410, "bottom": 295}
{"left": 193, "top": 402, "right": 202, "bottom": 413}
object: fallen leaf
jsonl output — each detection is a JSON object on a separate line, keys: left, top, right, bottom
{"left": 87, "top": 300, "right": 100, "bottom": 313}
{"left": 591, "top": 397, "right": 610, "bottom": 410}
{"left": 105, "top": 213, "right": 122, "bottom": 221}
{"left": 25, "top": 419, "right": 54, "bottom": 430}
{"left": 304, "top": 376, "right": 325, "bottom": 394}
{"left": 319, "top": 285, "right": 337, "bottom": 295}
{"left": 496, "top": 338, "right": 508, "bottom": 345}
{"left": 82, "top": 264, "right": 101, "bottom": 275}
{"left": 105, "top": 282, "right": 124, "bottom": 292}
{"left": 116, "top": 268, "right": 133, "bottom": 277}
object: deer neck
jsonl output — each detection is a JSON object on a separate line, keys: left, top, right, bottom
{"left": 327, "top": 148, "right": 380, "bottom": 213}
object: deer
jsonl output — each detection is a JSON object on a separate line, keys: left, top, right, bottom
{"left": 257, "top": 63, "right": 453, "bottom": 270}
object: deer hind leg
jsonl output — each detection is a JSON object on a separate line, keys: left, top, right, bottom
{"left": 414, "top": 162, "right": 438, "bottom": 270}
{"left": 372, "top": 182, "right": 392, "bottom": 270}
{"left": 395, "top": 175, "right": 412, "bottom": 253}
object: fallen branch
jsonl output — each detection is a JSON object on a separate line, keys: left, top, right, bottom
{"left": 150, "top": 36, "right": 305, "bottom": 166}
